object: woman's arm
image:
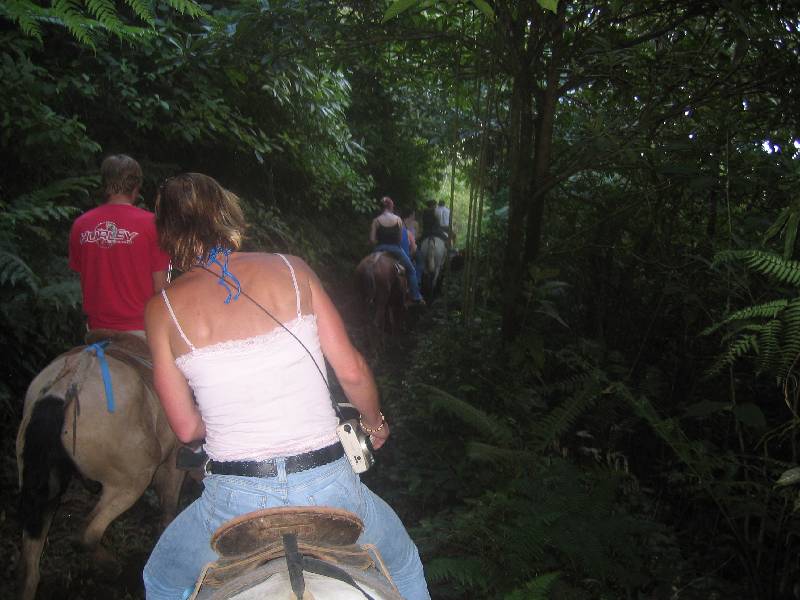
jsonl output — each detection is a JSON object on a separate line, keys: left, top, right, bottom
{"left": 145, "top": 295, "right": 206, "bottom": 444}
{"left": 304, "top": 262, "right": 389, "bottom": 448}
{"left": 369, "top": 218, "right": 378, "bottom": 246}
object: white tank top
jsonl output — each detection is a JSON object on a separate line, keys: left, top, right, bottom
{"left": 161, "top": 254, "right": 338, "bottom": 461}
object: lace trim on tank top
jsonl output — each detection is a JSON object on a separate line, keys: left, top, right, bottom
{"left": 162, "top": 253, "right": 303, "bottom": 360}
{"left": 174, "top": 314, "right": 316, "bottom": 369}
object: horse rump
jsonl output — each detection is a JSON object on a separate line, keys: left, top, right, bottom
{"left": 19, "top": 395, "right": 75, "bottom": 538}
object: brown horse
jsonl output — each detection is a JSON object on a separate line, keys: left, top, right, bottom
{"left": 15, "top": 332, "right": 185, "bottom": 600}
{"left": 355, "top": 252, "right": 408, "bottom": 351}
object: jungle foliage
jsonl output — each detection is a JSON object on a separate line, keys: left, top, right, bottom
{"left": 2, "top": 1, "right": 800, "bottom": 599}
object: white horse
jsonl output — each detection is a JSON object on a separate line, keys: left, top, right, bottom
{"left": 417, "top": 236, "right": 447, "bottom": 299}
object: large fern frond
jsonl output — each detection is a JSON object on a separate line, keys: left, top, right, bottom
{"left": 123, "top": 0, "right": 155, "bottom": 25}
{"left": 0, "top": 250, "right": 39, "bottom": 291}
{"left": 51, "top": 0, "right": 99, "bottom": 47}
{"left": 705, "top": 334, "right": 758, "bottom": 377}
{"left": 504, "top": 571, "right": 561, "bottom": 600}
{"left": 627, "top": 393, "right": 714, "bottom": 482}
{"left": 0, "top": 0, "right": 46, "bottom": 41}
{"left": 529, "top": 374, "right": 606, "bottom": 452}
{"left": 757, "top": 319, "right": 783, "bottom": 374}
{"left": 4, "top": 0, "right": 207, "bottom": 47}
{"left": 418, "top": 383, "right": 514, "bottom": 445}
{"left": 161, "top": 0, "right": 209, "bottom": 18}
{"left": 424, "top": 557, "right": 487, "bottom": 588}
{"left": 715, "top": 249, "right": 800, "bottom": 286}
{"left": 701, "top": 299, "right": 789, "bottom": 336}
{"left": 466, "top": 441, "right": 534, "bottom": 465}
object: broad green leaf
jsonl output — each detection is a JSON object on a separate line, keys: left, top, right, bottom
{"left": 784, "top": 211, "right": 800, "bottom": 259}
{"left": 537, "top": 0, "right": 558, "bottom": 13}
{"left": 382, "top": 0, "right": 419, "bottom": 23}
{"left": 471, "top": 0, "right": 495, "bottom": 20}
{"left": 683, "top": 401, "right": 730, "bottom": 418}
{"left": 763, "top": 206, "right": 790, "bottom": 243}
{"left": 776, "top": 466, "right": 800, "bottom": 487}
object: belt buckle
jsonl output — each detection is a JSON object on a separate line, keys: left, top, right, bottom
{"left": 203, "top": 456, "right": 212, "bottom": 476}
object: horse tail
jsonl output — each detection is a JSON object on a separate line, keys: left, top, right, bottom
{"left": 19, "top": 395, "right": 74, "bottom": 538}
{"left": 361, "top": 256, "right": 378, "bottom": 306}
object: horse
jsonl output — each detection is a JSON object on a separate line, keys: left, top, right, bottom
{"left": 16, "top": 331, "right": 185, "bottom": 600}
{"left": 417, "top": 236, "right": 447, "bottom": 300}
{"left": 355, "top": 252, "right": 408, "bottom": 351}
{"left": 191, "top": 506, "right": 404, "bottom": 599}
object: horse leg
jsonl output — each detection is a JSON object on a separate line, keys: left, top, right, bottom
{"left": 81, "top": 474, "right": 153, "bottom": 565}
{"left": 18, "top": 508, "right": 55, "bottom": 600}
{"left": 17, "top": 394, "right": 75, "bottom": 600}
{"left": 151, "top": 448, "right": 185, "bottom": 528}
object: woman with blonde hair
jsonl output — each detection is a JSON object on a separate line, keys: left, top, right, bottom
{"left": 143, "top": 173, "right": 429, "bottom": 599}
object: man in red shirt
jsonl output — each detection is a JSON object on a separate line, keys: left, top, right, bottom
{"left": 69, "top": 154, "right": 170, "bottom": 334}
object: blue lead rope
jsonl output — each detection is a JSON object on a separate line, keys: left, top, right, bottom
{"left": 85, "top": 341, "right": 115, "bottom": 413}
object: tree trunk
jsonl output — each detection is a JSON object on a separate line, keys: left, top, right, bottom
{"left": 501, "top": 63, "right": 534, "bottom": 338}
{"left": 502, "top": 5, "right": 565, "bottom": 340}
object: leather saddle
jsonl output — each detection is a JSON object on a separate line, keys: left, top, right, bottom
{"left": 193, "top": 507, "right": 399, "bottom": 599}
{"left": 369, "top": 252, "right": 406, "bottom": 277}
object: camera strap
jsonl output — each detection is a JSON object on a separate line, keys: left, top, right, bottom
{"left": 196, "top": 264, "right": 346, "bottom": 421}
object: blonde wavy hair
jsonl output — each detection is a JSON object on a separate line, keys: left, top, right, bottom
{"left": 155, "top": 173, "right": 247, "bottom": 271}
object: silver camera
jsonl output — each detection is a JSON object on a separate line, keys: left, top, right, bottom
{"left": 336, "top": 419, "right": 374, "bottom": 473}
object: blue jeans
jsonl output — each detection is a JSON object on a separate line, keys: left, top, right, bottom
{"left": 374, "top": 244, "right": 423, "bottom": 300}
{"left": 143, "top": 456, "right": 430, "bottom": 600}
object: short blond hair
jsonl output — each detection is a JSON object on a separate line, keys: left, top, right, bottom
{"left": 155, "top": 173, "right": 247, "bottom": 271}
{"left": 101, "top": 154, "right": 142, "bottom": 198}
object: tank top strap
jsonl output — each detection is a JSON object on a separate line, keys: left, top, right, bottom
{"left": 275, "top": 253, "right": 302, "bottom": 320}
{"left": 161, "top": 289, "right": 197, "bottom": 352}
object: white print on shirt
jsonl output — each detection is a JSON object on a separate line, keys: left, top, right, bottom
{"left": 80, "top": 221, "right": 139, "bottom": 248}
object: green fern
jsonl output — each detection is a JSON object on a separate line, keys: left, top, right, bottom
{"left": 425, "top": 556, "right": 487, "bottom": 588}
{"left": 0, "top": 250, "right": 39, "bottom": 291}
{"left": 704, "top": 248, "right": 800, "bottom": 379}
{"left": 419, "top": 383, "right": 514, "bottom": 445}
{"left": 466, "top": 441, "right": 534, "bottom": 465}
{"left": 701, "top": 299, "right": 788, "bottom": 336}
{"left": 780, "top": 298, "right": 800, "bottom": 374}
{"left": 716, "top": 249, "right": 800, "bottom": 286}
{"left": 3, "top": 0, "right": 208, "bottom": 48}
{"left": 529, "top": 375, "right": 606, "bottom": 452}
{"left": 84, "top": 0, "right": 124, "bottom": 30}
{"left": 504, "top": 571, "right": 561, "bottom": 600}
{"left": 757, "top": 319, "right": 782, "bottom": 374}
{"left": 123, "top": 0, "right": 155, "bottom": 25}
{"left": 162, "top": 0, "right": 208, "bottom": 18}
{"left": 52, "top": 0, "right": 100, "bottom": 47}
{"left": 0, "top": 0, "right": 47, "bottom": 40}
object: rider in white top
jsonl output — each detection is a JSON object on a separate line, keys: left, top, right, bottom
{"left": 160, "top": 254, "right": 338, "bottom": 461}
{"left": 143, "top": 173, "right": 430, "bottom": 600}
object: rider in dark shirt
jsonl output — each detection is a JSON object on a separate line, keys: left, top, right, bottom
{"left": 418, "top": 200, "right": 448, "bottom": 244}
{"left": 369, "top": 196, "right": 424, "bottom": 303}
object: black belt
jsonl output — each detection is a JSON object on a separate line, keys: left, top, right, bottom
{"left": 205, "top": 443, "right": 343, "bottom": 477}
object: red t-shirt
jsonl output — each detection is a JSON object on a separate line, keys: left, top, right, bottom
{"left": 69, "top": 203, "right": 170, "bottom": 331}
